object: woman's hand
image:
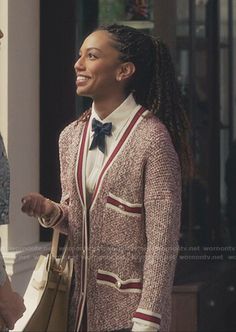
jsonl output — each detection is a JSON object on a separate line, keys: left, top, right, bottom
{"left": 21, "top": 192, "right": 57, "bottom": 219}
{"left": 0, "top": 277, "right": 26, "bottom": 330}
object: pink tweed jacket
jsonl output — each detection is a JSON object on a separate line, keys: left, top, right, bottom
{"left": 54, "top": 107, "right": 181, "bottom": 332}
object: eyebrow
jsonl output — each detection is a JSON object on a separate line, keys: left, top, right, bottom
{"left": 79, "top": 47, "right": 103, "bottom": 53}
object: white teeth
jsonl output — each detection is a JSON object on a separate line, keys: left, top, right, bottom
{"left": 77, "top": 76, "right": 90, "bottom": 81}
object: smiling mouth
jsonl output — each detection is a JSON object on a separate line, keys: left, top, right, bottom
{"left": 76, "top": 75, "right": 91, "bottom": 83}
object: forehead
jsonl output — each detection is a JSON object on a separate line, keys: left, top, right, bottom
{"left": 81, "top": 30, "right": 117, "bottom": 52}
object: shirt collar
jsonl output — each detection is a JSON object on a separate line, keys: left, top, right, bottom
{"left": 90, "top": 94, "right": 139, "bottom": 140}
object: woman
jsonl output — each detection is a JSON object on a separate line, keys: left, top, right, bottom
{"left": 22, "top": 24, "right": 191, "bottom": 332}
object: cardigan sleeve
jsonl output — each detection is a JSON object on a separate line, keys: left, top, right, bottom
{"left": 51, "top": 125, "right": 74, "bottom": 234}
{"left": 132, "top": 122, "right": 182, "bottom": 331}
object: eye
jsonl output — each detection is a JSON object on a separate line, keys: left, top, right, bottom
{"left": 88, "top": 52, "right": 98, "bottom": 60}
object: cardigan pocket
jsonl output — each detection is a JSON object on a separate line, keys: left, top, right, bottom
{"left": 106, "top": 192, "right": 142, "bottom": 217}
{"left": 96, "top": 269, "right": 142, "bottom": 294}
{"left": 102, "top": 192, "right": 145, "bottom": 247}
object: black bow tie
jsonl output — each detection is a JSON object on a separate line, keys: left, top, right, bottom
{"left": 89, "top": 118, "right": 112, "bottom": 153}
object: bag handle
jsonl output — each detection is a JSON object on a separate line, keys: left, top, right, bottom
{"left": 50, "top": 229, "right": 70, "bottom": 273}
{"left": 51, "top": 229, "right": 60, "bottom": 257}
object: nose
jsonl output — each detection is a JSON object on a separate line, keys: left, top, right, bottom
{"left": 74, "top": 56, "right": 85, "bottom": 72}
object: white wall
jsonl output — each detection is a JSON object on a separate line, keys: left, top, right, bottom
{"left": 0, "top": 0, "right": 43, "bottom": 295}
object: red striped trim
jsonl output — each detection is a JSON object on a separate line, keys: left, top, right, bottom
{"left": 90, "top": 106, "right": 146, "bottom": 208}
{"left": 77, "top": 121, "right": 89, "bottom": 206}
{"left": 97, "top": 272, "right": 116, "bottom": 283}
{"left": 75, "top": 119, "right": 90, "bottom": 332}
{"left": 97, "top": 272, "right": 142, "bottom": 290}
{"left": 121, "top": 282, "right": 142, "bottom": 290}
{"left": 107, "top": 196, "right": 142, "bottom": 214}
{"left": 133, "top": 312, "right": 161, "bottom": 325}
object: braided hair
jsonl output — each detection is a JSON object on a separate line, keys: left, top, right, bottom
{"left": 97, "top": 24, "right": 193, "bottom": 184}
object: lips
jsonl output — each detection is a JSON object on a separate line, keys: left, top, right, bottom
{"left": 76, "top": 74, "right": 91, "bottom": 85}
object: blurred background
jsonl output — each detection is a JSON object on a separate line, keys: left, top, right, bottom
{"left": 0, "top": 0, "right": 236, "bottom": 331}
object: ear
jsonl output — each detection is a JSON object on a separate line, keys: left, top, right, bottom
{"left": 116, "top": 62, "right": 136, "bottom": 82}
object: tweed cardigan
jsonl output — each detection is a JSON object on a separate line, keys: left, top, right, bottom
{"left": 54, "top": 108, "right": 181, "bottom": 332}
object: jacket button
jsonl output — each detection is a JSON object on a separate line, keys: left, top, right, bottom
{"left": 82, "top": 249, "right": 86, "bottom": 256}
{"left": 118, "top": 204, "right": 125, "bottom": 211}
{"left": 115, "top": 281, "right": 122, "bottom": 289}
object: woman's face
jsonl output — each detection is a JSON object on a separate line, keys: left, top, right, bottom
{"left": 74, "top": 30, "right": 124, "bottom": 100}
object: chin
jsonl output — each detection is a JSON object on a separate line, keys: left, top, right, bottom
{"left": 77, "top": 86, "right": 96, "bottom": 98}
{"left": 76, "top": 88, "right": 88, "bottom": 96}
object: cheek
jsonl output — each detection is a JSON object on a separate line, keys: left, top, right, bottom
{"left": 92, "top": 62, "right": 119, "bottom": 80}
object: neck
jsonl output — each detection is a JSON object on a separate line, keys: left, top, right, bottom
{"left": 93, "top": 93, "right": 128, "bottom": 120}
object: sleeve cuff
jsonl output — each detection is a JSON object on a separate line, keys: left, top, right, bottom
{"left": 132, "top": 308, "right": 161, "bottom": 331}
{"left": 38, "top": 203, "right": 63, "bottom": 228}
{"left": 132, "top": 321, "right": 158, "bottom": 332}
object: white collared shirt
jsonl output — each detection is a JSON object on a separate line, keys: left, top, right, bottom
{"left": 85, "top": 94, "right": 141, "bottom": 201}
